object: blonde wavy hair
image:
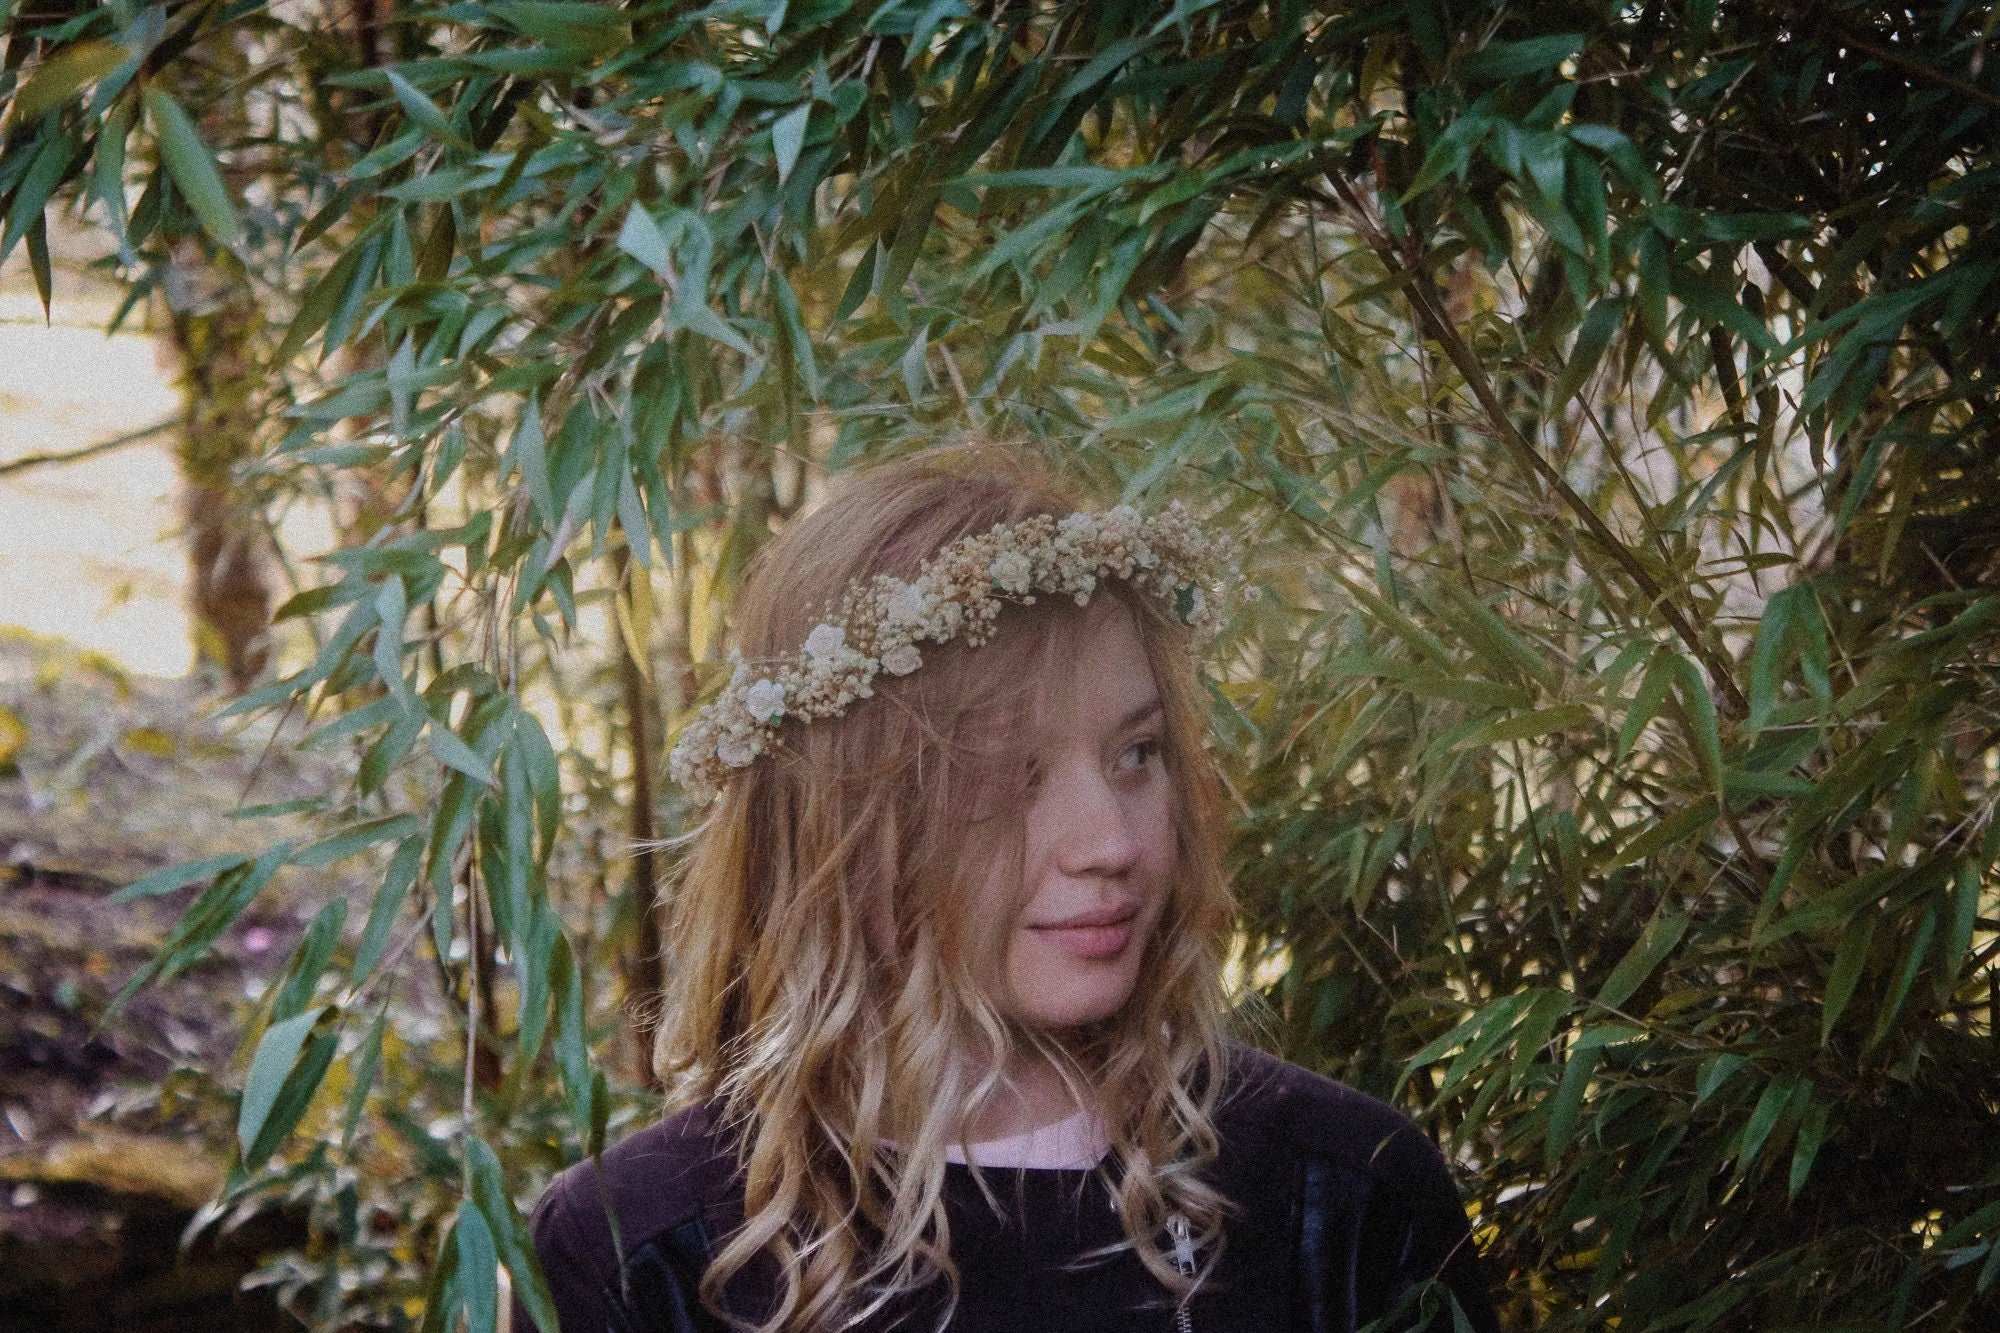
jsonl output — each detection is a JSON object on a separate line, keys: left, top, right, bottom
{"left": 653, "top": 446, "right": 1237, "bottom": 1332}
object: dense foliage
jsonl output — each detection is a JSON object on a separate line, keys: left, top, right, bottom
{"left": 4, "top": 1, "right": 1997, "bottom": 1328}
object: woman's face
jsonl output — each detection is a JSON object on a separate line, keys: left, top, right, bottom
{"left": 983, "top": 604, "right": 1176, "bottom": 1030}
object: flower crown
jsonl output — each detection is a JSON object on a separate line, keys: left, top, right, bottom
{"left": 667, "top": 503, "right": 1229, "bottom": 801}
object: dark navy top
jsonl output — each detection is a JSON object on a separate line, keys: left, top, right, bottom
{"left": 517, "top": 1046, "right": 1500, "bottom": 1332}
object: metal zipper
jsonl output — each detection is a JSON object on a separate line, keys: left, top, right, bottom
{"left": 1169, "top": 1212, "right": 1196, "bottom": 1333}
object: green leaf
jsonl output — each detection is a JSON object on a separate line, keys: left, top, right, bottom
{"left": 1787, "top": 1097, "right": 1831, "bottom": 1198}
{"left": 466, "top": 1135, "right": 559, "bottom": 1333}
{"left": 772, "top": 103, "right": 810, "bottom": 185}
{"left": 1666, "top": 653, "right": 1725, "bottom": 800}
{"left": 673, "top": 299, "right": 756, "bottom": 357}
{"left": 1617, "top": 649, "right": 1673, "bottom": 758}
{"left": 1454, "top": 704, "right": 1594, "bottom": 749}
{"left": 7, "top": 41, "right": 128, "bottom": 124}
{"left": 456, "top": 1202, "right": 499, "bottom": 1333}
{"left": 239, "top": 1006, "right": 327, "bottom": 1158}
{"left": 1595, "top": 911, "right": 1690, "bottom": 1013}
{"left": 771, "top": 266, "right": 821, "bottom": 396}
{"left": 341, "top": 1006, "right": 389, "bottom": 1150}
{"left": 114, "top": 852, "right": 253, "bottom": 903}
{"left": 550, "top": 932, "right": 595, "bottom": 1132}
{"left": 352, "top": 836, "right": 423, "bottom": 981}
{"left": 1054, "top": 35, "right": 1155, "bottom": 100}
{"left": 385, "top": 69, "right": 460, "bottom": 145}
{"left": 1695, "top": 1052, "right": 1746, "bottom": 1106}
{"left": 429, "top": 722, "right": 497, "bottom": 786}
{"left": 1551, "top": 296, "right": 1623, "bottom": 412}
{"left": 1545, "top": 1027, "right": 1636, "bottom": 1168}
{"left": 1460, "top": 34, "right": 1584, "bottom": 82}
{"left": 143, "top": 86, "right": 242, "bottom": 248}
{"left": 245, "top": 1028, "right": 337, "bottom": 1172}
{"left": 295, "top": 813, "right": 422, "bottom": 868}
{"left": 1736, "top": 1075, "right": 1798, "bottom": 1173}
{"left": 270, "top": 899, "right": 345, "bottom": 1023}
{"left": 509, "top": 400, "right": 556, "bottom": 524}
{"left": 109, "top": 843, "right": 293, "bottom": 1014}
{"left": 617, "top": 205, "right": 672, "bottom": 279}
{"left": 11, "top": 40, "right": 128, "bottom": 124}
{"left": 1820, "top": 915, "right": 1875, "bottom": 1044}
{"left": 490, "top": 1, "right": 628, "bottom": 52}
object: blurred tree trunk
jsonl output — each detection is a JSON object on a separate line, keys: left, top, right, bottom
{"left": 168, "top": 245, "right": 270, "bottom": 693}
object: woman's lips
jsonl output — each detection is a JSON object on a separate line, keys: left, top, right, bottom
{"left": 1028, "top": 906, "right": 1139, "bottom": 960}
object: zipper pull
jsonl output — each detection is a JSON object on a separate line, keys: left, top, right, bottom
{"left": 1168, "top": 1212, "right": 1196, "bottom": 1276}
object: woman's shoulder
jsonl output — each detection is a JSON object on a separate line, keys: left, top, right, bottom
{"left": 519, "top": 1101, "right": 741, "bottom": 1333}
{"left": 1216, "top": 1043, "right": 1452, "bottom": 1184}
{"left": 530, "top": 1099, "right": 738, "bottom": 1260}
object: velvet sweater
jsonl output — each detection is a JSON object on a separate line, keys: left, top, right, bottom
{"left": 517, "top": 1047, "right": 1500, "bottom": 1333}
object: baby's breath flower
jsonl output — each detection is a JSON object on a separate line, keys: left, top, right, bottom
{"left": 667, "top": 503, "right": 1232, "bottom": 801}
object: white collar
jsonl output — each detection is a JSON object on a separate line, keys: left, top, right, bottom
{"left": 944, "top": 1107, "right": 1108, "bottom": 1169}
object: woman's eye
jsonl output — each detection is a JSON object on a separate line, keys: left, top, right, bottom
{"left": 1117, "top": 738, "right": 1161, "bottom": 773}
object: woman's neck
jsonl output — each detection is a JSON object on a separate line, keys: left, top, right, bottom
{"left": 967, "top": 1052, "right": 1089, "bottom": 1141}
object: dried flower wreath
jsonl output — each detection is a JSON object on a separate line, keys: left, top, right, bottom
{"left": 667, "top": 503, "right": 1229, "bottom": 801}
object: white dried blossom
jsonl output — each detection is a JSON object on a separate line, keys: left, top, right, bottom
{"left": 743, "top": 679, "right": 787, "bottom": 723}
{"left": 803, "top": 623, "right": 846, "bottom": 662}
{"left": 988, "top": 551, "right": 1033, "bottom": 594}
{"left": 666, "top": 502, "right": 1233, "bottom": 801}
{"left": 884, "top": 580, "right": 930, "bottom": 627}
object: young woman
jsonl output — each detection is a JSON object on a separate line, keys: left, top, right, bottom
{"left": 519, "top": 449, "right": 1499, "bottom": 1333}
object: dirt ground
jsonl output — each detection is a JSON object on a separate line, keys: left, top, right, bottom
{"left": 0, "top": 631, "right": 343, "bottom": 1331}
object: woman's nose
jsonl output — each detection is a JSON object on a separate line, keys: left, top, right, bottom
{"left": 1048, "top": 765, "right": 1141, "bottom": 878}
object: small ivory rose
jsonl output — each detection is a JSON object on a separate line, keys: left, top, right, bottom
{"left": 743, "top": 679, "right": 786, "bottom": 723}
{"left": 803, "top": 623, "right": 846, "bottom": 662}
{"left": 885, "top": 580, "right": 930, "bottom": 627}
{"left": 988, "top": 551, "right": 1032, "bottom": 594}
{"left": 717, "top": 733, "right": 758, "bottom": 768}
{"left": 881, "top": 644, "right": 922, "bottom": 676}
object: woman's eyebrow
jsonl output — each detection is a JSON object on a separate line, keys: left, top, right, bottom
{"left": 1116, "top": 699, "right": 1164, "bottom": 730}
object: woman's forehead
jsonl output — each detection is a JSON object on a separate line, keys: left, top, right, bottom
{"left": 927, "top": 601, "right": 1156, "bottom": 750}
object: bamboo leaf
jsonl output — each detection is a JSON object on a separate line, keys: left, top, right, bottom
{"left": 143, "top": 86, "right": 242, "bottom": 248}
{"left": 239, "top": 1006, "right": 328, "bottom": 1159}
{"left": 340, "top": 1005, "right": 389, "bottom": 1150}
{"left": 9, "top": 42, "right": 128, "bottom": 125}
{"left": 1551, "top": 295, "right": 1623, "bottom": 411}
{"left": 1820, "top": 915, "right": 1875, "bottom": 1045}
{"left": 429, "top": 722, "right": 497, "bottom": 786}
{"left": 617, "top": 205, "right": 672, "bottom": 279}
{"left": 114, "top": 852, "right": 252, "bottom": 903}
{"left": 772, "top": 103, "right": 810, "bottom": 185}
{"left": 455, "top": 1202, "right": 499, "bottom": 1333}
{"left": 1595, "top": 911, "right": 1690, "bottom": 1013}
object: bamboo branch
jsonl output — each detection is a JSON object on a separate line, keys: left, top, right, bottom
{"left": 1827, "top": 19, "right": 2000, "bottom": 113}
{"left": 0, "top": 416, "right": 178, "bottom": 479}
{"left": 1323, "top": 173, "right": 1751, "bottom": 719}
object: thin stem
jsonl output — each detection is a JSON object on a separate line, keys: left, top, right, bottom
{"left": 0, "top": 416, "right": 178, "bottom": 478}
{"left": 1322, "top": 172, "right": 1751, "bottom": 720}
